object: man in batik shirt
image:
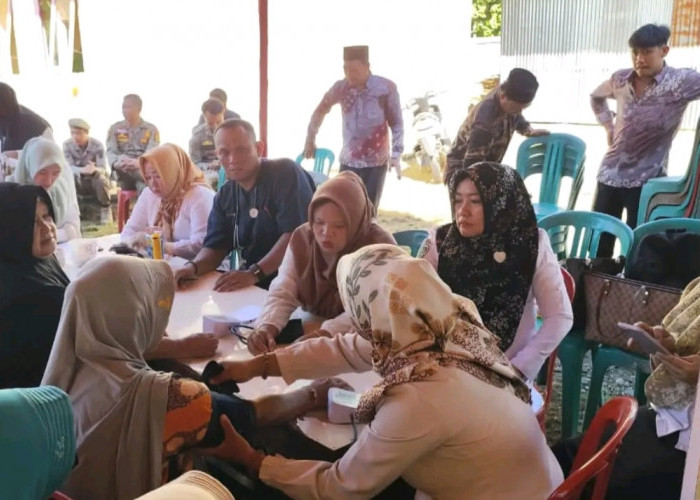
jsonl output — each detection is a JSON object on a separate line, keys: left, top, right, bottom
{"left": 445, "top": 68, "right": 548, "bottom": 184}
{"left": 303, "top": 45, "right": 403, "bottom": 209}
{"left": 591, "top": 24, "right": 700, "bottom": 256}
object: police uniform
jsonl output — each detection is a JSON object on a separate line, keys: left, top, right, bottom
{"left": 63, "top": 120, "right": 111, "bottom": 207}
{"left": 189, "top": 123, "right": 220, "bottom": 189}
{"left": 105, "top": 118, "right": 160, "bottom": 190}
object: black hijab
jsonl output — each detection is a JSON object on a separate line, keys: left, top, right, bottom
{"left": 436, "top": 163, "right": 538, "bottom": 350}
{"left": 0, "top": 183, "right": 69, "bottom": 311}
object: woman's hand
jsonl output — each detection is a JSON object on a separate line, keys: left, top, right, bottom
{"left": 211, "top": 359, "right": 258, "bottom": 384}
{"left": 198, "top": 415, "right": 265, "bottom": 476}
{"left": 308, "top": 377, "right": 354, "bottom": 410}
{"left": 247, "top": 325, "right": 279, "bottom": 355}
{"left": 653, "top": 354, "right": 700, "bottom": 385}
{"left": 176, "top": 333, "right": 219, "bottom": 358}
{"left": 633, "top": 322, "right": 676, "bottom": 353}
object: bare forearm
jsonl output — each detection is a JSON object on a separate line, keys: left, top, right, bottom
{"left": 257, "top": 232, "right": 291, "bottom": 276}
{"left": 252, "top": 386, "right": 314, "bottom": 426}
{"left": 192, "top": 247, "right": 230, "bottom": 275}
{"left": 144, "top": 336, "right": 179, "bottom": 359}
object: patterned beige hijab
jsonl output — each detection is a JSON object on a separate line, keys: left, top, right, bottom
{"left": 646, "top": 277, "right": 700, "bottom": 409}
{"left": 336, "top": 244, "right": 531, "bottom": 422}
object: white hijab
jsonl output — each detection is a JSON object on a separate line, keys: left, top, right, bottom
{"left": 42, "top": 256, "right": 174, "bottom": 499}
{"left": 13, "top": 136, "right": 79, "bottom": 227}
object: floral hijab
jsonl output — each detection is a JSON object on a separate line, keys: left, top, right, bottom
{"left": 646, "top": 277, "right": 700, "bottom": 409}
{"left": 435, "top": 162, "right": 538, "bottom": 351}
{"left": 337, "top": 244, "right": 530, "bottom": 422}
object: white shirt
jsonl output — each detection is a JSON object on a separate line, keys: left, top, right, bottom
{"left": 56, "top": 199, "right": 81, "bottom": 243}
{"left": 267, "top": 334, "right": 563, "bottom": 500}
{"left": 121, "top": 185, "right": 215, "bottom": 260}
{"left": 421, "top": 228, "right": 574, "bottom": 381}
{"left": 256, "top": 245, "right": 353, "bottom": 335}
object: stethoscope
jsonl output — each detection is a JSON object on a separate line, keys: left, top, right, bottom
{"left": 231, "top": 183, "right": 258, "bottom": 269}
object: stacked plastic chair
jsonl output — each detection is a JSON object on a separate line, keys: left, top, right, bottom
{"left": 582, "top": 218, "right": 700, "bottom": 429}
{"left": 296, "top": 148, "right": 335, "bottom": 186}
{"left": 637, "top": 117, "right": 700, "bottom": 225}
{"left": 393, "top": 230, "right": 429, "bottom": 257}
{"left": 516, "top": 133, "right": 586, "bottom": 221}
{"left": 538, "top": 210, "right": 634, "bottom": 438}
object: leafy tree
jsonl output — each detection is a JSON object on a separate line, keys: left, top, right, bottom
{"left": 472, "top": 0, "right": 502, "bottom": 37}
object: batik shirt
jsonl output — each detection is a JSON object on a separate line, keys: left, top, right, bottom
{"left": 305, "top": 74, "right": 404, "bottom": 168}
{"left": 592, "top": 65, "right": 700, "bottom": 188}
{"left": 105, "top": 118, "right": 160, "bottom": 168}
{"left": 445, "top": 88, "right": 530, "bottom": 182}
{"left": 63, "top": 137, "right": 107, "bottom": 175}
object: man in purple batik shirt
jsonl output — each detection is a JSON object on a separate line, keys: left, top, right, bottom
{"left": 304, "top": 45, "right": 403, "bottom": 209}
{"left": 591, "top": 24, "right": 700, "bottom": 256}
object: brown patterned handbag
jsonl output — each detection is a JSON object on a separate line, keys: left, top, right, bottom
{"left": 583, "top": 271, "right": 682, "bottom": 354}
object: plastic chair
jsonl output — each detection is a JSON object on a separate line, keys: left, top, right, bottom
{"left": 393, "top": 230, "right": 429, "bottom": 257}
{"left": 549, "top": 397, "right": 638, "bottom": 500}
{"left": 536, "top": 266, "right": 575, "bottom": 433}
{"left": 538, "top": 211, "right": 633, "bottom": 438}
{"left": 582, "top": 218, "right": 700, "bottom": 429}
{"left": 516, "top": 133, "right": 586, "bottom": 220}
{"left": 637, "top": 116, "right": 700, "bottom": 225}
{"left": 218, "top": 166, "right": 226, "bottom": 191}
{"left": 296, "top": 148, "right": 335, "bottom": 175}
{"left": 117, "top": 189, "right": 138, "bottom": 232}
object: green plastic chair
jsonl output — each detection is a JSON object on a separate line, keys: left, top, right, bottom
{"left": 582, "top": 218, "right": 700, "bottom": 429}
{"left": 516, "top": 133, "right": 586, "bottom": 221}
{"left": 538, "top": 211, "right": 634, "bottom": 438}
{"left": 218, "top": 166, "right": 226, "bottom": 191}
{"left": 393, "top": 230, "right": 429, "bottom": 257}
{"left": 637, "top": 117, "right": 700, "bottom": 225}
{"left": 296, "top": 148, "right": 335, "bottom": 175}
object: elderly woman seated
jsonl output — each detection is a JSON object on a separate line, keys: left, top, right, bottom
{"left": 41, "top": 257, "right": 347, "bottom": 499}
{"left": 208, "top": 244, "right": 564, "bottom": 499}
{"left": 121, "top": 143, "right": 215, "bottom": 259}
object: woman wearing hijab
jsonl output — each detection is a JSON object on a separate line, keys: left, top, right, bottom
{"left": 0, "top": 183, "right": 69, "bottom": 388}
{"left": 554, "top": 277, "right": 700, "bottom": 500}
{"left": 247, "top": 171, "right": 395, "bottom": 354}
{"left": 207, "top": 245, "right": 564, "bottom": 499}
{"left": 11, "top": 136, "right": 81, "bottom": 242}
{"left": 41, "top": 257, "right": 350, "bottom": 499}
{"left": 419, "top": 162, "right": 573, "bottom": 382}
{"left": 0, "top": 386, "right": 75, "bottom": 499}
{"left": 121, "top": 143, "right": 215, "bottom": 259}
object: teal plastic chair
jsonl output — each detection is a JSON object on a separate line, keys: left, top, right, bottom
{"left": 637, "top": 117, "right": 700, "bottom": 225}
{"left": 538, "top": 211, "right": 634, "bottom": 438}
{"left": 516, "top": 133, "right": 586, "bottom": 221}
{"left": 582, "top": 218, "right": 700, "bottom": 429}
{"left": 393, "top": 230, "right": 429, "bottom": 257}
{"left": 296, "top": 148, "right": 335, "bottom": 175}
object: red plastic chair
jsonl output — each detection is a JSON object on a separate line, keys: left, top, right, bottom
{"left": 536, "top": 266, "right": 575, "bottom": 432}
{"left": 548, "top": 396, "right": 638, "bottom": 500}
{"left": 117, "top": 189, "right": 138, "bottom": 232}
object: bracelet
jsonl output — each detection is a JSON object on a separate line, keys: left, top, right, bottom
{"left": 186, "top": 260, "right": 199, "bottom": 276}
{"left": 261, "top": 352, "right": 269, "bottom": 380}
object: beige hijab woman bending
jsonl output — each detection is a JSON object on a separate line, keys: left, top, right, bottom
{"left": 208, "top": 245, "right": 563, "bottom": 499}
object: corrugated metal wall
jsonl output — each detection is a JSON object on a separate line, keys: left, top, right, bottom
{"left": 501, "top": 0, "right": 699, "bottom": 128}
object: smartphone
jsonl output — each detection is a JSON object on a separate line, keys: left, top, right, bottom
{"left": 275, "top": 319, "right": 305, "bottom": 344}
{"left": 617, "top": 322, "right": 671, "bottom": 356}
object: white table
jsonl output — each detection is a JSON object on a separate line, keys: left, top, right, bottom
{"left": 168, "top": 272, "right": 378, "bottom": 450}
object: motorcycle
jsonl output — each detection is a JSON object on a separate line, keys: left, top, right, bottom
{"left": 404, "top": 92, "right": 451, "bottom": 183}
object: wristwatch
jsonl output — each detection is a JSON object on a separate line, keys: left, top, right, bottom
{"left": 249, "top": 263, "right": 265, "bottom": 282}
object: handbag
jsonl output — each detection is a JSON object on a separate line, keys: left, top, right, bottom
{"left": 583, "top": 272, "right": 682, "bottom": 354}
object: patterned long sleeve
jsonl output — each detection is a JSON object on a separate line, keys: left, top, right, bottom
{"left": 590, "top": 77, "right": 615, "bottom": 125}
{"left": 386, "top": 83, "right": 404, "bottom": 157}
{"left": 305, "top": 82, "right": 343, "bottom": 148}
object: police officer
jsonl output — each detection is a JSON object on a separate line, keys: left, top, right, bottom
{"left": 63, "top": 118, "right": 112, "bottom": 223}
{"left": 106, "top": 94, "right": 160, "bottom": 191}
{"left": 190, "top": 98, "right": 225, "bottom": 189}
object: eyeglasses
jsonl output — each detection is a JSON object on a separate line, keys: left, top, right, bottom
{"left": 229, "top": 322, "right": 255, "bottom": 345}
